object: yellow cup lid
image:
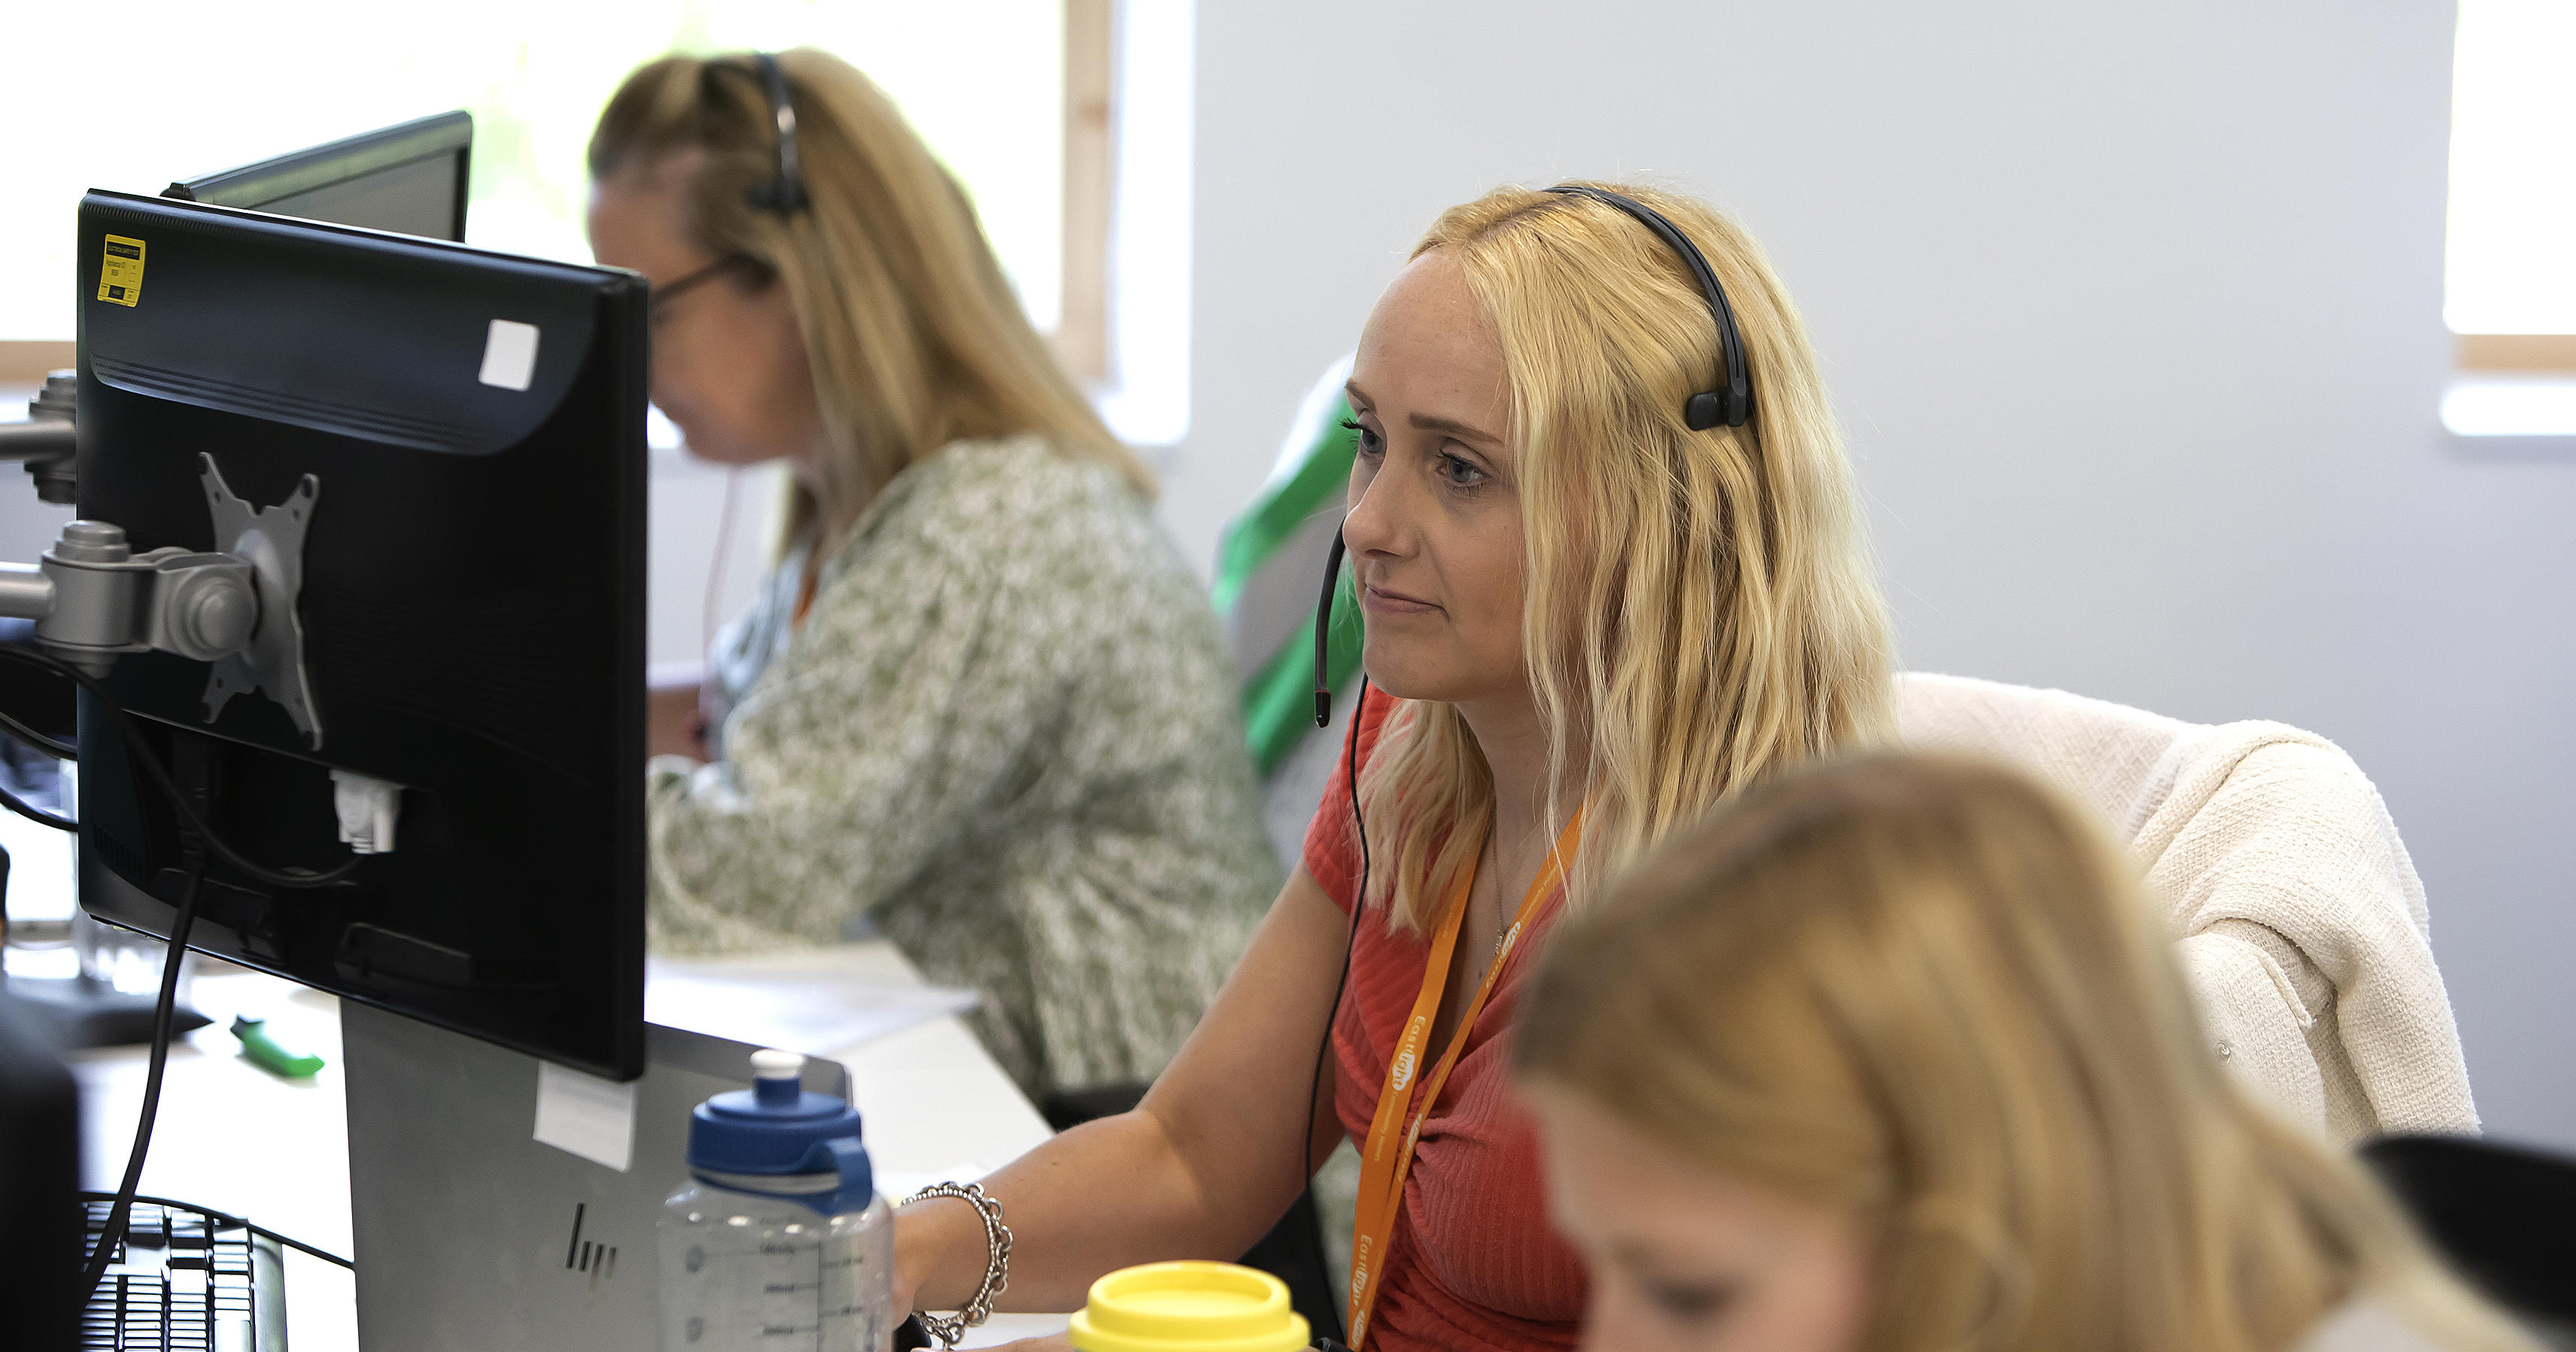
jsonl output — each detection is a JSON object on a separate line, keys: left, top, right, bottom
{"left": 1067, "top": 1261, "right": 1312, "bottom": 1352}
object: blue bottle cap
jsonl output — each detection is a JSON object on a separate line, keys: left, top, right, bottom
{"left": 687, "top": 1050, "right": 872, "bottom": 1215}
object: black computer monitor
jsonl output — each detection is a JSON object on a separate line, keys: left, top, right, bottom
{"left": 163, "top": 111, "right": 473, "bottom": 244}
{"left": 68, "top": 188, "right": 648, "bottom": 1080}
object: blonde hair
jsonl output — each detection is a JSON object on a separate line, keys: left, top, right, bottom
{"left": 1518, "top": 751, "right": 2537, "bottom": 1352}
{"left": 589, "top": 48, "right": 1151, "bottom": 551}
{"left": 1360, "top": 182, "right": 1892, "bottom": 931}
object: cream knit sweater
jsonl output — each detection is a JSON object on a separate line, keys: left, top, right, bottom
{"left": 1896, "top": 672, "right": 2477, "bottom": 1140}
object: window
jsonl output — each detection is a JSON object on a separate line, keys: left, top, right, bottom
{"left": 2444, "top": 0, "right": 2576, "bottom": 437}
{"left": 0, "top": 0, "right": 1190, "bottom": 443}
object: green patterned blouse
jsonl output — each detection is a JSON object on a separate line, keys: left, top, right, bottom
{"left": 646, "top": 437, "right": 1279, "bottom": 1097}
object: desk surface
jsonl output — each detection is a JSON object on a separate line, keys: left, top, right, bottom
{"left": 69, "top": 965, "right": 358, "bottom": 1351}
{"left": 71, "top": 947, "right": 1071, "bottom": 1350}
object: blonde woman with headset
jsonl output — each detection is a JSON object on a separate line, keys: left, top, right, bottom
{"left": 893, "top": 182, "right": 1891, "bottom": 1352}
{"left": 1517, "top": 751, "right": 2538, "bottom": 1352}
{"left": 584, "top": 50, "right": 1276, "bottom": 1104}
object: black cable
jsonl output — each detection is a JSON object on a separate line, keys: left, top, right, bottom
{"left": 0, "top": 644, "right": 359, "bottom": 890}
{"left": 77, "top": 1193, "right": 353, "bottom": 1270}
{"left": 78, "top": 850, "right": 210, "bottom": 1301}
{"left": 0, "top": 637, "right": 363, "bottom": 1303}
{"left": 1299, "top": 674, "right": 1370, "bottom": 1343}
{"left": 0, "top": 777, "right": 74, "bottom": 832}
{"left": 0, "top": 705, "right": 74, "bottom": 759}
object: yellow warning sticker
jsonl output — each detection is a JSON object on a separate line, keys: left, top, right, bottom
{"left": 97, "top": 235, "right": 146, "bottom": 307}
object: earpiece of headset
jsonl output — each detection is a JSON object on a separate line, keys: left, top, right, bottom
{"left": 1543, "top": 184, "right": 1751, "bottom": 431}
{"left": 744, "top": 52, "right": 812, "bottom": 216}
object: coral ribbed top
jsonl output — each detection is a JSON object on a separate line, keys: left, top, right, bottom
{"left": 1303, "top": 686, "right": 1587, "bottom": 1352}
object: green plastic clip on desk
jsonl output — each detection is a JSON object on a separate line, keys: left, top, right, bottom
{"left": 232, "top": 1014, "right": 325, "bottom": 1078}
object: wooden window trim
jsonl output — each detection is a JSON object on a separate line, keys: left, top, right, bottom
{"left": 0, "top": 341, "right": 74, "bottom": 385}
{"left": 1053, "top": 0, "right": 1115, "bottom": 387}
{"left": 2457, "top": 334, "right": 2576, "bottom": 374}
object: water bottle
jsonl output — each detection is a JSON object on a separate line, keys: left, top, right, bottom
{"left": 660, "top": 1048, "right": 894, "bottom": 1352}
{"left": 1068, "top": 1261, "right": 1310, "bottom": 1352}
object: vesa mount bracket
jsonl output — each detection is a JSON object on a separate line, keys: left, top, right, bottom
{"left": 0, "top": 453, "right": 323, "bottom": 748}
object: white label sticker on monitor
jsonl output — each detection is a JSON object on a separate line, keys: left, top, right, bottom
{"left": 478, "top": 319, "right": 540, "bottom": 391}
{"left": 533, "top": 1061, "right": 636, "bottom": 1172}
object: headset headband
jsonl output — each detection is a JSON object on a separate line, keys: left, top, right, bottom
{"left": 745, "top": 52, "right": 811, "bottom": 215}
{"left": 1543, "top": 184, "right": 1752, "bottom": 431}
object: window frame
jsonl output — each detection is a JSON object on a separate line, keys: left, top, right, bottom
{"left": 2446, "top": 2, "right": 2574, "bottom": 382}
{"left": 1052, "top": 0, "right": 1115, "bottom": 387}
{"left": 0, "top": 341, "right": 71, "bottom": 385}
{"left": 2456, "top": 335, "right": 2576, "bottom": 375}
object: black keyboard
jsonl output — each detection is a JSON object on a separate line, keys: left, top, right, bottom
{"left": 81, "top": 1201, "right": 285, "bottom": 1352}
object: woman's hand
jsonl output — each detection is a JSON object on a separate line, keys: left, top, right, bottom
{"left": 881, "top": 868, "right": 1357, "bottom": 1313}
{"left": 646, "top": 674, "right": 709, "bottom": 760}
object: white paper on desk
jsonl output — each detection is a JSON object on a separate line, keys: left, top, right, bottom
{"left": 534, "top": 1061, "right": 637, "bottom": 1172}
{"left": 0, "top": 797, "right": 77, "bottom": 922}
{"left": 645, "top": 958, "right": 979, "bottom": 1056}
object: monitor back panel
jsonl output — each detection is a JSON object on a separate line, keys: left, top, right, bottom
{"left": 239, "top": 154, "right": 464, "bottom": 241}
{"left": 172, "top": 110, "right": 472, "bottom": 242}
{"left": 71, "top": 189, "right": 648, "bottom": 1078}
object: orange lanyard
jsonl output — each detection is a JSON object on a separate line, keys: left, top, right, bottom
{"left": 790, "top": 555, "right": 821, "bottom": 631}
{"left": 1346, "top": 811, "right": 1585, "bottom": 1349}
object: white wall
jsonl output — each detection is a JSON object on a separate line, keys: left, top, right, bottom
{"left": 1157, "top": 0, "right": 2576, "bottom": 1147}
{"left": 646, "top": 435, "right": 783, "bottom": 671}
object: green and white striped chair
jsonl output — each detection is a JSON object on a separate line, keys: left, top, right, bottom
{"left": 1212, "top": 354, "right": 1365, "bottom": 865}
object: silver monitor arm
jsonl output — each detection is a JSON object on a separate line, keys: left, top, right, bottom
{"left": 0, "top": 380, "right": 399, "bottom": 853}
{"left": 0, "top": 452, "right": 323, "bottom": 747}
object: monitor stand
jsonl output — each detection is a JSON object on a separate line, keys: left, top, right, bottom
{"left": 341, "top": 1003, "right": 852, "bottom": 1352}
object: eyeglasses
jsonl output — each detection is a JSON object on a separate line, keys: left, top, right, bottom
{"left": 649, "top": 254, "right": 766, "bottom": 326}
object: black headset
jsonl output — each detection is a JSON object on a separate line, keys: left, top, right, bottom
{"left": 743, "top": 52, "right": 812, "bottom": 216}
{"left": 1310, "top": 183, "right": 1753, "bottom": 729}
{"left": 1546, "top": 185, "right": 1752, "bottom": 432}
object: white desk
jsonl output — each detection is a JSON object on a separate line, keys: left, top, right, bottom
{"left": 70, "top": 964, "right": 357, "bottom": 1352}
{"left": 70, "top": 947, "right": 1072, "bottom": 1350}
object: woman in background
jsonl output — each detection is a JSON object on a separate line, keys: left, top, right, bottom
{"left": 586, "top": 49, "right": 1276, "bottom": 1103}
{"left": 1519, "top": 751, "right": 2536, "bottom": 1352}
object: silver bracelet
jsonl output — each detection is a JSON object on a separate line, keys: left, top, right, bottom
{"left": 905, "top": 1181, "right": 1012, "bottom": 1349}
